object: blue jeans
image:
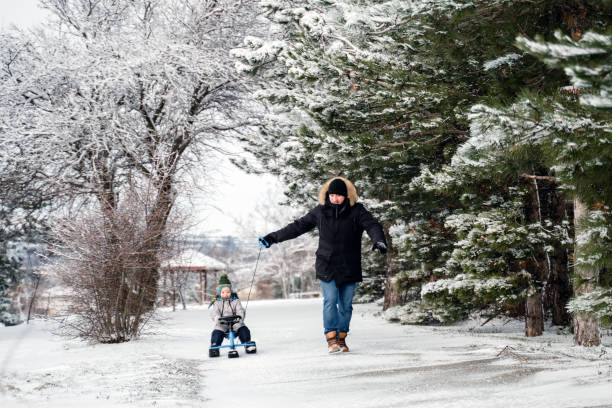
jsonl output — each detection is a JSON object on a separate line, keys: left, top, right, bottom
{"left": 320, "top": 279, "right": 356, "bottom": 335}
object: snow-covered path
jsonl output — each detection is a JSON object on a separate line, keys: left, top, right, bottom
{"left": 0, "top": 309, "right": 209, "bottom": 407}
{"left": 207, "top": 299, "right": 612, "bottom": 408}
{"left": 1, "top": 299, "right": 611, "bottom": 407}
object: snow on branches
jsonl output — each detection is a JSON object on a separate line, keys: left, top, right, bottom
{"left": 0, "top": 0, "right": 263, "bottom": 339}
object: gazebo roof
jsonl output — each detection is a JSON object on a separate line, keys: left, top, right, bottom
{"left": 162, "top": 249, "right": 226, "bottom": 271}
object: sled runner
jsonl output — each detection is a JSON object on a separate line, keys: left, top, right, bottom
{"left": 209, "top": 315, "right": 257, "bottom": 358}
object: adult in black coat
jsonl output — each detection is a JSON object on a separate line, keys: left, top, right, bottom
{"left": 259, "top": 177, "right": 387, "bottom": 353}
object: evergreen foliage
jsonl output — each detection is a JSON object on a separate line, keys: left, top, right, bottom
{"left": 233, "top": 0, "right": 611, "bottom": 335}
{"left": 515, "top": 21, "right": 612, "bottom": 326}
{"left": 0, "top": 245, "right": 22, "bottom": 326}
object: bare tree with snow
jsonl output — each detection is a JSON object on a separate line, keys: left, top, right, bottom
{"left": 234, "top": 191, "right": 318, "bottom": 299}
{"left": 0, "top": 0, "right": 264, "bottom": 340}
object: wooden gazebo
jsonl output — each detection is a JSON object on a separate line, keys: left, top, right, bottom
{"left": 161, "top": 249, "right": 226, "bottom": 307}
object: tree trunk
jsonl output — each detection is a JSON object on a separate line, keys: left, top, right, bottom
{"left": 382, "top": 226, "right": 401, "bottom": 311}
{"left": 573, "top": 312, "right": 600, "bottom": 346}
{"left": 203, "top": 271, "right": 207, "bottom": 302}
{"left": 179, "top": 284, "right": 186, "bottom": 310}
{"left": 171, "top": 271, "right": 176, "bottom": 312}
{"left": 549, "top": 267, "right": 571, "bottom": 325}
{"left": 572, "top": 199, "right": 600, "bottom": 346}
{"left": 524, "top": 173, "right": 547, "bottom": 336}
{"left": 547, "top": 191, "right": 572, "bottom": 325}
{"left": 525, "top": 291, "right": 544, "bottom": 336}
{"left": 162, "top": 271, "right": 168, "bottom": 306}
{"left": 133, "top": 178, "right": 175, "bottom": 322}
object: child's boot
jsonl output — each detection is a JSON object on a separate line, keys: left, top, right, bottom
{"left": 245, "top": 342, "right": 257, "bottom": 354}
{"left": 338, "top": 332, "right": 349, "bottom": 352}
{"left": 326, "top": 331, "right": 341, "bottom": 353}
{"left": 209, "top": 345, "right": 220, "bottom": 358}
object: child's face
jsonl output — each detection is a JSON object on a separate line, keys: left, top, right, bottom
{"left": 220, "top": 287, "right": 231, "bottom": 299}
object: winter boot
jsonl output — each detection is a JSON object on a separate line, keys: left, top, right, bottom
{"left": 209, "top": 346, "right": 220, "bottom": 358}
{"left": 245, "top": 342, "right": 257, "bottom": 354}
{"left": 338, "top": 332, "right": 349, "bottom": 352}
{"left": 326, "top": 331, "right": 341, "bottom": 354}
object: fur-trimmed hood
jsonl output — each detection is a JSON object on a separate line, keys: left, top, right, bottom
{"left": 318, "top": 177, "right": 358, "bottom": 207}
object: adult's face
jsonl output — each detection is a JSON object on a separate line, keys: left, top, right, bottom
{"left": 329, "top": 194, "right": 346, "bottom": 205}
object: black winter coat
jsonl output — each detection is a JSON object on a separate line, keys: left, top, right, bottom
{"left": 267, "top": 198, "right": 386, "bottom": 287}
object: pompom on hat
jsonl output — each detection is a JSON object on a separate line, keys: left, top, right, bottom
{"left": 217, "top": 273, "right": 232, "bottom": 296}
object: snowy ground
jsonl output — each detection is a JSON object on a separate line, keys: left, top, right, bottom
{"left": 1, "top": 299, "right": 612, "bottom": 407}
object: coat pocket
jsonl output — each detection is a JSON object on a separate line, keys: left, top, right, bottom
{"left": 315, "top": 250, "right": 332, "bottom": 281}
{"left": 315, "top": 248, "right": 332, "bottom": 259}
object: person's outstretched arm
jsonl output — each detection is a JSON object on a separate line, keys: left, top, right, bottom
{"left": 261, "top": 207, "right": 318, "bottom": 247}
{"left": 358, "top": 206, "right": 387, "bottom": 253}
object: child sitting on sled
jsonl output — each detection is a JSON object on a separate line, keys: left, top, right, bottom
{"left": 209, "top": 274, "right": 255, "bottom": 352}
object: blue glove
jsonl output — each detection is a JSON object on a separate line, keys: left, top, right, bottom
{"left": 258, "top": 235, "right": 274, "bottom": 248}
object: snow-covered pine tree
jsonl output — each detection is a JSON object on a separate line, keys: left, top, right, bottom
{"left": 418, "top": 1, "right": 610, "bottom": 337}
{"left": 413, "top": 91, "right": 581, "bottom": 334}
{"left": 0, "top": 244, "right": 22, "bottom": 326}
{"left": 0, "top": 75, "right": 52, "bottom": 325}
{"left": 406, "top": 1, "right": 612, "bottom": 334}
{"left": 231, "top": 0, "right": 486, "bottom": 310}
{"left": 232, "top": 0, "right": 585, "bottom": 327}
{"left": 514, "top": 15, "right": 612, "bottom": 345}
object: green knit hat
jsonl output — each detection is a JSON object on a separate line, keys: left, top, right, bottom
{"left": 217, "top": 274, "right": 232, "bottom": 295}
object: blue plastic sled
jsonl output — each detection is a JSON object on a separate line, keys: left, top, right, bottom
{"left": 209, "top": 315, "right": 257, "bottom": 358}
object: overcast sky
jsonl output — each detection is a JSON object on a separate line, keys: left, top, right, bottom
{"left": 0, "top": 0, "right": 286, "bottom": 240}
{"left": 0, "top": 0, "right": 48, "bottom": 28}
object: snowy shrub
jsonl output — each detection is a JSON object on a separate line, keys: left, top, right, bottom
{"left": 384, "top": 301, "right": 432, "bottom": 325}
{"left": 0, "top": 298, "right": 20, "bottom": 326}
{"left": 420, "top": 193, "right": 566, "bottom": 323}
{"left": 567, "top": 289, "right": 612, "bottom": 327}
{"left": 47, "top": 186, "right": 184, "bottom": 343}
{"left": 0, "top": 251, "right": 22, "bottom": 326}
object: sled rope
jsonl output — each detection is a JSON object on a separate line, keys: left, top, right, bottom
{"left": 243, "top": 246, "right": 262, "bottom": 319}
